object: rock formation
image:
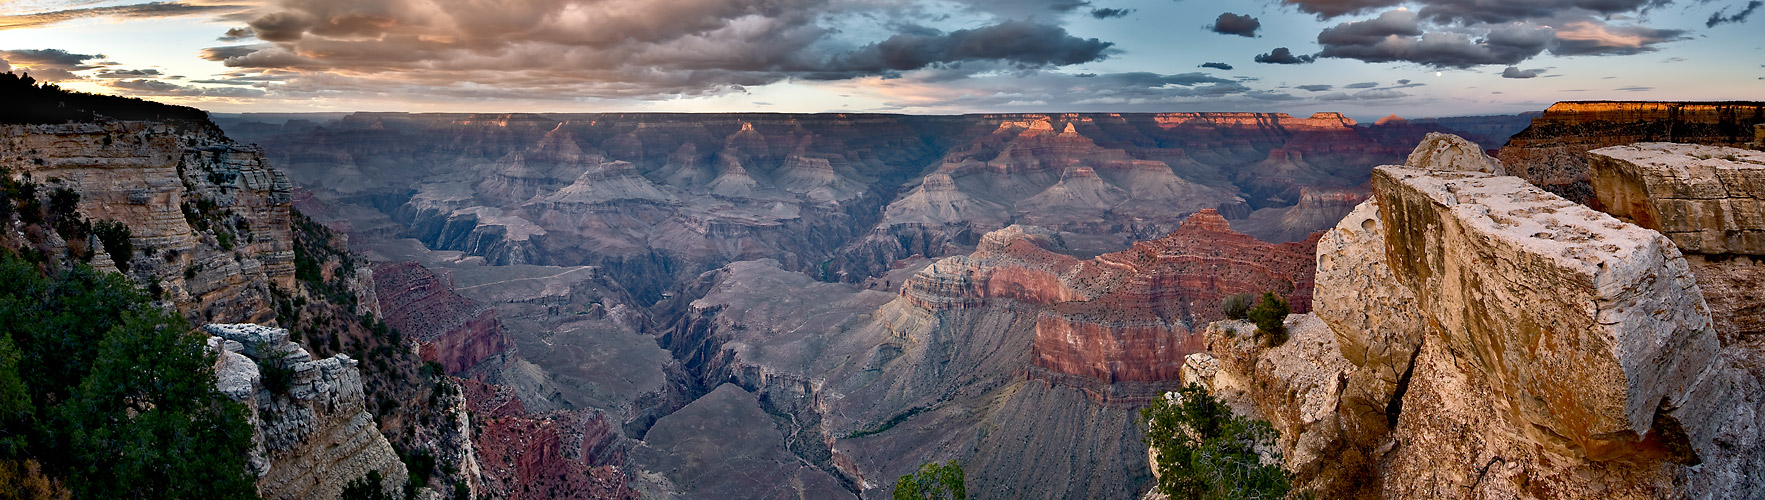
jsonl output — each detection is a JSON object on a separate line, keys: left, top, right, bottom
{"left": 0, "top": 120, "right": 293, "bottom": 324}
{"left": 1496, "top": 101, "right": 1765, "bottom": 203}
{"left": 1188, "top": 133, "right": 1765, "bottom": 499}
{"left": 206, "top": 323, "right": 410, "bottom": 500}
{"left": 1588, "top": 143, "right": 1765, "bottom": 255}
{"left": 372, "top": 261, "right": 508, "bottom": 375}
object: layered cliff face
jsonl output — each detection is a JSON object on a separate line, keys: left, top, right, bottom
{"left": 372, "top": 261, "right": 507, "bottom": 375}
{"left": 1496, "top": 101, "right": 1765, "bottom": 204}
{"left": 206, "top": 323, "right": 410, "bottom": 500}
{"left": 894, "top": 210, "right": 1316, "bottom": 387}
{"left": 0, "top": 120, "right": 293, "bottom": 324}
{"left": 1191, "top": 134, "right": 1765, "bottom": 499}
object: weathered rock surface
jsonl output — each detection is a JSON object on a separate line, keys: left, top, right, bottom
{"left": 206, "top": 323, "right": 409, "bottom": 500}
{"left": 462, "top": 380, "right": 638, "bottom": 500}
{"left": 1496, "top": 101, "right": 1765, "bottom": 203}
{"left": 1588, "top": 143, "right": 1765, "bottom": 255}
{"left": 1310, "top": 199, "right": 1424, "bottom": 447}
{"left": 1191, "top": 315, "right": 1370, "bottom": 497}
{"left": 631, "top": 384, "right": 855, "bottom": 500}
{"left": 0, "top": 120, "right": 293, "bottom": 324}
{"left": 1375, "top": 164, "right": 1722, "bottom": 460}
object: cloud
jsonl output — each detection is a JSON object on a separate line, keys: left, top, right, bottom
{"left": 1616, "top": 85, "right": 1653, "bottom": 91}
{"left": 1089, "top": 7, "right": 1132, "bottom": 19}
{"left": 0, "top": 48, "right": 104, "bottom": 81}
{"left": 1284, "top": 0, "right": 1666, "bottom": 24}
{"left": 1315, "top": 9, "right": 1556, "bottom": 68}
{"left": 1295, "top": 84, "right": 1333, "bottom": 91}
{"left": 1209, "top": 12, "right": 1261, "bottom": 37}
{"left": 1501, "top": 66, "right": 1545, "bottom": 78}
{"left": 1199, "top": 62, "right": 1234, "bottom": 70}
{"left": 204, "top": 0, "right": 1121, "bottom": 101}
{"left": 1396, "top": 79, "right": 1410, "bottom": 84}
{"left": 1708, "top": 1, "right": 1762, "bottom": 27}
{"left": 104, "top": 78, "right": 267, "bottom": 97}
{"left": 1254, "top": 47, "right": 1316, "bottom": 64}
{"left": 218, "top": 26, "right": 255, "bottom": 41}
{"left": 93, "top": 68, "right": 164, "bottom": 78}
{"left": 1318, "top": 88, "right": 1409, "bottom": 100}
{"left": 835, "top": 21, "right": 1113, "bottom": 73}
{"left": 0, "top": 2, "right": 247, "bottom": 31}
{"left": 1344, "top": 81, "right": 1377, "bottom": 88}
{"left": 1551, "top": 19, "right": 1685, "bottom": 56}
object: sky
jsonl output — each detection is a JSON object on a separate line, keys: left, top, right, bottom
{"left": 0, "top": 0, "right": 1759, "bottom": 119}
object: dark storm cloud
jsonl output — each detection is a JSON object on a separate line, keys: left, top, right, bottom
{"left": 1708, "top": 1, "right": 1762, "bottom": 27}
{"left": 1295, "top": 84, "right": 1333, "bottom": 91}
{"left": 1254, "top": 47, "right": 1316, "bottom": 64}
{"left": 1200, "top": 62, "right": 1234, "bottom": 70}
{"left": 1090, "top": 8, "right": 1133, "bottom": 19}
{"left": 1209, "top": 12, "right": 1261, "bottom": 37}
{"left": 1501, "top": 66, "right": 1546, "bottom": 78}
{"left": 0, "top": 2, "right": 247, "bottom": 30}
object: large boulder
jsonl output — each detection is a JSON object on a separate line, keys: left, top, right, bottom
{"left": 1588, "top": 143, "right": 1765, "bottom": 255}
{"left": 1373, "top": 164, "right": 1724, "bottom": 461}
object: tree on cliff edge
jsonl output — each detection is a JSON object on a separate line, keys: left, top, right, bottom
{"left": 1142, "top": 384, "right": 1291, "bottom": 499}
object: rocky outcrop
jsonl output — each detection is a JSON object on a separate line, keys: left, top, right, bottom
{"left": 1209, "top": 133, "right": 1765, "bottom": 499}
{"left": 206, "top": 323, "right": 409, "bottom": 500}
{"left": 1496, "top": 101, "right": 1765, "bottom": 203}
{"left": 1588, "top": 143, "right": 1765, "bottom": 255}
{"left": 372, "top": 261, "right": 507, "bottom": 375}
{"left": 1375, "top": 163, "right": 1723, "bottom": 462}
{"left": 0, "top": 120, "right": 293, "bottom": 324}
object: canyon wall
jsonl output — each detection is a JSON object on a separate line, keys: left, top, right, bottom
{"left": 0, "top": 120, "right": 293, "bottom": 324}
{"left": 1497, "top": 101, "right": 1765, "bottom": 204}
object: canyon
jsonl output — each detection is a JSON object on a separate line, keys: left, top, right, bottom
{"left": 209, "top": 110, "right": 1534, "bottom": 497}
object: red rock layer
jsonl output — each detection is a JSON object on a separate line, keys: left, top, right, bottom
{"left": 461, "top": 379, "right": 638, "bottom": 500}
{"left": 902, "top": 210, "right": 1318, "bottom": 384}
{"left": 372, "top": 261, "right": 507, "bottom": 374}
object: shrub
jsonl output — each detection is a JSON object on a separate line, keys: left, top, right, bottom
{"left": 92, "top": 220, "right": 133, "bottom": 272}
{"left": 341, "top": 470, "right": 394, "bottom": 500}
{"left": 1248, "top": 292, "right": 1290, "bottom": 347}
{"left": 1142, "top": 384, "right": 1291, "bottom": 500}
{"left": 894, "top": 460, "right": 965, "bottom": 500}
{"left": 1221, "top": 292, "right": 1256, "bottom": 320}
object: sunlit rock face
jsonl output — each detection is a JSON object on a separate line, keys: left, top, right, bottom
{"left": 1589, "top": 143, "right": 1765, "bottom": 255}
{"left": 1496, "top": 101, "right": 1765, "bottom": 204}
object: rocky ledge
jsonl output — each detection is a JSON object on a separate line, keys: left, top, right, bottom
{"left": 1186, "top": 133, "right": 1765, "bottom": 499}
{"left": 206, "top": 323, "right": 409, "bottom": 500}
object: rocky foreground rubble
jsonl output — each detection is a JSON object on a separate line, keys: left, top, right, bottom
{"left": 1184, "top": 134, "right": 1765, "bottom": 499}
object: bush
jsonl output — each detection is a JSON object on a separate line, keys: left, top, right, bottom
{"left": 895, "top": 460, "right": 965, "bottom": 500}
{"left": 1247, "top": 292, "right": 1290, "bottom": 347}
{"left": 1222, "top": 293, "right": 1256, "bottom": 320}
{"left": 341, "top": 470, "right": 394, "bottom": 500}
{"left": 93, "top": 220, "right": 133, "bottom": 272}
{"left": 1142, "top": 384, "right": 1291, "bottom": 500}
